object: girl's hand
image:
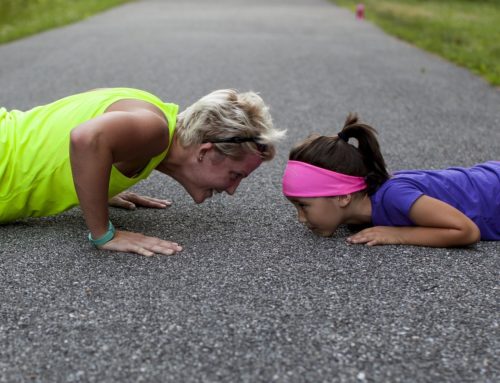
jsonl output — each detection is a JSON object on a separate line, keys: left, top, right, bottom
{"left": 347, "top": 226, "right": 404, "bottom": 246}
{"left": 99, "top": 230, "right": 183, "bottom": 257}
{"left": 109, "top": 192, "right": 172, "bottom": 210}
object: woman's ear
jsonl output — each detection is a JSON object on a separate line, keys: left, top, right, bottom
{"left": 197, "top": 142, "right": 213, "bottom": 162}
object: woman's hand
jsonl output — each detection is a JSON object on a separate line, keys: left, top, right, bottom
{"left": 109, "top": 192, "right": 172, "bottom": 210}
{"left": 99, "top": 230, "right": 183, "bottom": 257}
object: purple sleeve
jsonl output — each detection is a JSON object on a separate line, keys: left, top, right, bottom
{"left": 376, "top": 181, "right": 424, "bottom": 226}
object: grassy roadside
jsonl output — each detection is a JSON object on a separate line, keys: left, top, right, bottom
{"left": 0, "top": 0, "right": 133, "bottom": 45}
{"left": 333, "top": 0, "right": 500, "bottom": 86}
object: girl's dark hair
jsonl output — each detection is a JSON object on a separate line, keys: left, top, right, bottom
{"left": 289, "top": 113, "right": 390, "bottom": 195}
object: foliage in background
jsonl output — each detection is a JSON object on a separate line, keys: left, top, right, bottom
{"left": 333, "top": 0, "right": 500, "bottom": 86}
{"left": 0, "top": 0, "right": 133, "bottom": 45}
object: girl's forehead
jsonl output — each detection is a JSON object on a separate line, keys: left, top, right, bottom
{"left": 287, "top": 196, "right": 332, "bottom": 204}
{"left": 287, "top": 197, "right": 313, "bottom": 203}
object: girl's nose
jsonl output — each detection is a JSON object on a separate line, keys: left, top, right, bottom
{"left": 297, "top": 208, "right": 307, "bottom": 224}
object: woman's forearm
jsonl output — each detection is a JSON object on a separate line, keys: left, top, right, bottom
{"left": 70, "top": 127, "right": 113, "bottom": 238}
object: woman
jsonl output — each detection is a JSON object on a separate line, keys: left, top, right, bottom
{"left": 0, "top": 87, "right": 285, "bottom": 256}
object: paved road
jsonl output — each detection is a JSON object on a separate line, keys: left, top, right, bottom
{"left": 1, "top": 0, "right": 499, "bottom": 382}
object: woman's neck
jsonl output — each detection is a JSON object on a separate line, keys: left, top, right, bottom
{"left": 155, "top": 135, "right": 193, "bottom": 181}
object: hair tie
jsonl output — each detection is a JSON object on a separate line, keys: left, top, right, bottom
{"left": 337, "top": 132, "right": 349, "bottom": 143}
{"left": 203, "top": 136, "right": 268, "bottom": 153}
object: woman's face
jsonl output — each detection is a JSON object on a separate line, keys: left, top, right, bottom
{"left": 287, "top": 197, "right": 345, "bottom": 236}
{"left": 187, "top": 148, "right": 263, "bottom": 204}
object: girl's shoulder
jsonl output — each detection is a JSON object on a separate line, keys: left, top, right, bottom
{"left": 370, "top": 176, "right": 423, "bottom": 226}
{"left": 372, "top": 176, "right": 423, "bottom": 203}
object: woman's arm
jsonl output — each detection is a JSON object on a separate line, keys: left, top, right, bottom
{"left": 70, "top": 110, "right": 182, "bottom": 256}
{"left": 347, "top": 195, "right": 481, "bottom": 247}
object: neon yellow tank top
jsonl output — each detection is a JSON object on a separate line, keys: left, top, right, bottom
{"left": 0, "top": 88, "right": 178, "bottom": 223}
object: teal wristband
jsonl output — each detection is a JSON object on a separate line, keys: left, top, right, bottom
{"left": 88, "top": 221, "right": 115, "bottom": 246}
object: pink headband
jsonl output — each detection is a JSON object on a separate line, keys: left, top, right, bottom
{"left": 282, "top": 160, "right": 367, "bottom": 197}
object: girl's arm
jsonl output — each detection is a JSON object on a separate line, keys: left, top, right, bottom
{"left": 70, "top": 110, "right": 182, "bottom": 256}
{"left": 347, "top": 195, "right": 481, "bottom": 247}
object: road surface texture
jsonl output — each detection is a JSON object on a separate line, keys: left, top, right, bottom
{"left": 0, "top": 0, "right": 498, "bottom": 382}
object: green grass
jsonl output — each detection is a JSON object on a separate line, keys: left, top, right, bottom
{"left": 333, "top": 0, "right": 500, "bottom": 86}
{"left": 0, "top": 0, "right": 133, "bottom": 45}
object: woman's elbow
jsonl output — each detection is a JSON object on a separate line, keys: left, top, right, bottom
{"left": 70, "top": 127, "right": 99, "bottom": 154}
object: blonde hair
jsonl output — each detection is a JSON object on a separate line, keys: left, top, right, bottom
{"left": 176, "top": 89, "right": 285, "bottom": 160}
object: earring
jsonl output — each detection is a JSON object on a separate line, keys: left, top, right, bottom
{"left": 198, "top": 155, "right": 203, "bottom": 162}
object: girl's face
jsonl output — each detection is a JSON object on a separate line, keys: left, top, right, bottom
{"left": 287, "top": 197, "right": 346, "bottom": 237}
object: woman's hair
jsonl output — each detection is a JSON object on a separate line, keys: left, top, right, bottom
{"left": 176, "top": 89, "right": 286, "bottom": 161}
{"left": 289, "top": 113, "right": 390, "bottom": 195}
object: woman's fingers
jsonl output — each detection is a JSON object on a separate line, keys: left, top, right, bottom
{"left": 108, "top": 195, "right": 136, "bottom": 209}
{"left": 133, "top": 246, "right": 155, "bottom": 257}
{"left": 122, "top": 192, "right": 172, "bottom": 208}
{"left": 109, "top": 192, "right": 172, "bottom": 209}
{"left": 100, "top": 230, "right": 183, "bottom": 256}
{"left": 133, "top": 196, "right": 172, "bottom": 208}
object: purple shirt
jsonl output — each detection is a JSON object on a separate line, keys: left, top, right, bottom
{"left": 370, "top": 161, "right": 500, "bottom": 240}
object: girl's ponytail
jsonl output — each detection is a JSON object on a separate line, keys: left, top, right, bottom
{"left": 289, "top": 113, "right": 390, "bottom": 195}
{"left": 338, "top": 113, "right": 390, "bottom": 194}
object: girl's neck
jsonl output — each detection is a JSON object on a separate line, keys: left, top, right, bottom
{"left": 345, "top": 194, "right": 372, "bottom": 225}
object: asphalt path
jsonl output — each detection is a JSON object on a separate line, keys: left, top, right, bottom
{"left": 0, "top": 0, "right": 499, "bottom": 382}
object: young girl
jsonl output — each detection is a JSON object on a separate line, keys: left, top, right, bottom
{"left": 282, "top": 114, "right": 500, "bottom": 247}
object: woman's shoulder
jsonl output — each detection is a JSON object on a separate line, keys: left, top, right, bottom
{"left": 91, "top": 88, "right": 179, "bottom": 127}
{"left": 86, "top": 87, "right": 163, "bottom": 101}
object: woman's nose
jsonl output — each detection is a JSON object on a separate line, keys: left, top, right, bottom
{"left": 225, "top": 179, "right": 242, "bottom": 195}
